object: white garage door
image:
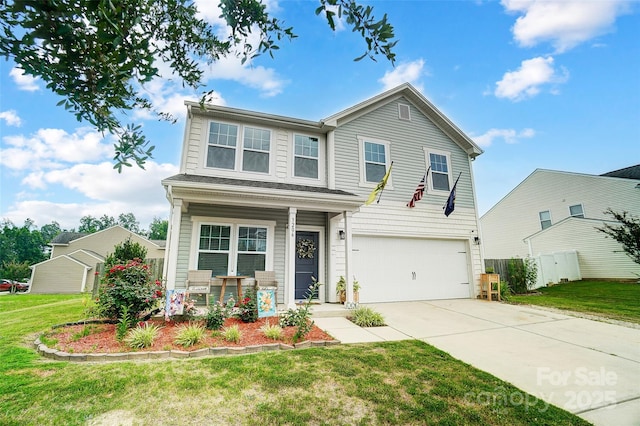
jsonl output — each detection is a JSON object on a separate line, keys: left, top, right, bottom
{"left": 353, "top": 236, "right": 471, "bottom": 303}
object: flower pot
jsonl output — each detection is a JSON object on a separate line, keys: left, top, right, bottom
{"left": 353, "top": 291, "right": 359, "bottom": 303}
{"left": 338, "top": 290, "right": 346, "bottom": 304}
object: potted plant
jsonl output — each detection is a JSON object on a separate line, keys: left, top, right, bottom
{"left": 336, "top": 276, "right": 346, "bottom": 304}
{"left": 353, "top": 278, "right": 360, "bottom": 303}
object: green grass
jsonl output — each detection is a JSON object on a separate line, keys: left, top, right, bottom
{"left": 0, "top": 295, "right": 590, "bottom": 425}
{"left": 508, "top": 280, "right": 640, "bottom": 323}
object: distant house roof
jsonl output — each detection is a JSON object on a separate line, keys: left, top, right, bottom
{"left": 600, "top": 164, "right": 640, "bottom": 180}
{"left": 49, "top": 232, "right": 87, "bottom": 245}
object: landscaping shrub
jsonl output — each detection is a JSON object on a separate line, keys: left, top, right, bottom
{"left": 104, "top": 238, "right": 148, "bottom": 268}
{"left": 350, "top": 306, "right": 385, "bottom": 327}
{"left": 507, "top": 257, "right": 538, "bottom": 294}
{"left": 222, "top": 324, "right": 241, "bottom": 343}
{"left": 174, "top": 323, "right": 206, "bottom": 347}
{"left": 205, "top": 300, "right": 233, "bottom": 330}
{"left": 260, "top": 320, "right": 283, "bottom": 340}
{"left": 124, "top": 322, "right": 162, "bottom": 348}
{"left": 237, "top": 287, "right": 258, "bottom": 323}
{"left": 278, "top": 278, "right": 321, "bottom": 342}
{"left": 95, "top": 259, "right": 164, "bottom": 320}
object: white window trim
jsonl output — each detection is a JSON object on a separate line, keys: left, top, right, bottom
{"left": 190, "top": 216, "right": 275, "bottom": 275}
{"left": 539, "top": 210, "right": 552, "bottom": 230}
{"left": 357, "top": 135, "right": 393, "bottom": 189}
{"left": 424, "top": 147, "right": 452, "bottom": 195}
{"left": 289, "top": 133, "right": 325, "bottom": 182}
{"left": 203, "top": 120, "right": 274, "bottom": 176}
{"left": 569, "top": 203, "right": 585, "bottom": 218}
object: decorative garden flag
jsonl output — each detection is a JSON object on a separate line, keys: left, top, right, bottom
{"left": 444, "top": 172, "right": 462, "bottom": 217}
{"left": 366, "top": 161, "right": 394, "bottom": 205}
{"left": 407, "top": 167, "right": 430, "bottom": 208}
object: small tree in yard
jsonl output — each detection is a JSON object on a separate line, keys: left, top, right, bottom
{"left": 597, "top": 209, "right": 640, "bottom": 266}
{"left": 507, "top": 257, "right": 538, "bottom": 294}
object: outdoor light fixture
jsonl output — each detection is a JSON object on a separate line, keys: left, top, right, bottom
{"left": 474, "top": 236, "right": 481, "bottom": 245}
{"left": 338, "top": 230, "right": 346, "bottom": 240}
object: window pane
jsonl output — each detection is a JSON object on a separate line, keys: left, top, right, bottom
{"left": 198, "top": 253, "right": 229, "bottom": 276}
{"left": 244, "top": 127, "right": 270, "bottom": 151}
{"left": 539, "top": 211, "right": 552, "bottom": 230}
{"left": 294, "top": 157, "right": 318, "bottom": 178}
{"left": 364, "top": 142, "right": 385, "bottom": 164}
{"left": 432, "top": 172, "right": 450, "bottom": 191}
{"left": 430, "top": 153, "right": 448, "bottom": 173}
{"left": 365, "top": 162, "right": 385, "bottom": 182}
{"left": 242, "top": 151, "right": 269, "bottom": 173}
{"left": 200, "top": 225, "right": 230, "bottom": 252}
{"left": 209, "top": 122, "right": 237, "bottom": 147}
{"left": 238, "top": 226, "right": 267, "bottom": 253}
{"left": 569, "top": 205, "right": 584, "bottom": 218}
{"left": 207, "top": 146, "right": 235, "bottom": 169}
{"left": 237, "top": 254, "right": 265, "bottom": 277}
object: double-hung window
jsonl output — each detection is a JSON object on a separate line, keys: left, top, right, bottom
{"left": 294, "top": 135, "right": 319, "bottom": 178}
{"left": 359, "top": 137, "right": 391, "bottom": 184}
{"left": 539, "top": 210, "right": 552, "bottom": 230}
{"left": 196, "top": 221, "right": 271, "bottom": 277}
{"left": 425, "top": 149, "right": 452, "bottom": 192}
{"left": 206, "top": 121, "right": 271, "bottom": 173}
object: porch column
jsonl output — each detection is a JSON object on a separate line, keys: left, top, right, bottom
{"left": 285, "top": 207, "right": 297, "bottom": 309}
{"left": 164, "top": 198, "right": 183, "bottom": 290}
{"left": 343, "top": 211, "right": 355, "bottom": 308}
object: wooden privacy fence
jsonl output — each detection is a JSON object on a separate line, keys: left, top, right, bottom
{"left": 484, "top": 258, "right": 521, "bottom": 287}
{"left": 92, "top": 258, "right": 164, "bottom": 298}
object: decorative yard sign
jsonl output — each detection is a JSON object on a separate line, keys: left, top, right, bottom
{"left": 257, "top": 287, "right": 277, "bottom": 318}
{"left": 165, "top": 289, "right": 186, "bottom": 319}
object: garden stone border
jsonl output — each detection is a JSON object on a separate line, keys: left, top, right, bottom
{"left": 35, "top": 320, "right": 341, "bottom": 363}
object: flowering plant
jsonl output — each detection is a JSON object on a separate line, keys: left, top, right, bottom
{"left": 237, "top": 288, "right": 258, "bottom": 323}
{"left": 95, "top": 258, "right": 164, "bottom": 320}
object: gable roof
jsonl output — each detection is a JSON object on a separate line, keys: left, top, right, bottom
{"left": 50, "top": 231, "right": 87, "bottom": 245}
{"left": 600, "top": 164, "right": 640, "bottom": 180}
{"left": 50, "top": 226, "right": 164, "bottom": 249}
{"left": 323, "top": 83, "right": 483, "bottom": 159}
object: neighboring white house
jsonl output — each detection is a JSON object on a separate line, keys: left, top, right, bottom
{"left": 480, "top": 166, "right": 640, "bottom": 281}
{"left": 29, "top": 225, "right": 165, "bottom": 294}
{"left": 161, "top": 83, "right": 485, "bottom": 307}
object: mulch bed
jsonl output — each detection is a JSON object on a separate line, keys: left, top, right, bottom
{"left": 44, "top": 317, "right": 334, "bottom": 354}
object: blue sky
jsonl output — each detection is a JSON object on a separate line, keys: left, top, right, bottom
{"left": 1, "top": 0, "right": 639, "bottom": 231}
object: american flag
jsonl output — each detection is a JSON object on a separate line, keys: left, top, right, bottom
{"left": 407, "top": 169, "right": 429, "bottom": 208}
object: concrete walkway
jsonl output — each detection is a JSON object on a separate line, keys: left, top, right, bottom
{"left": 312, "top": 299, "right": 640, "bottom": 426}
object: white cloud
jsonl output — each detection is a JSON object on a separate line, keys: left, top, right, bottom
{"left": 494, "top": 56, "right": 568, "bottom": 101}
{"left": 0, "top": 127, "right": 113, "bottom": 171}
{"left": 379, "top": 59, "right": 426, "bottom": 91}
{"left": 502, "top": 0, "right": 630, "bottom": 53}
{"left": 472, "top": 128, "right": 535, "bottom": 148}
{"left": 9, "top": 67, "right": 40, "bottom": 91}
{"left": 5, "top": 161, "right": 179, "bottom": 230}
{"left": 0, "top": 110, "right": 22, "bottom": 127}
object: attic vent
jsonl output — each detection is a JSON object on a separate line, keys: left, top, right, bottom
{"left": 398, "top": 103, "right": 411, "bottom": 121}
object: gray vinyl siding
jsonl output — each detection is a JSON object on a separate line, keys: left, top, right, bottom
{"left": 30, "top": 257, "right": 87, "bottom": 294}
{"left": 333, "top": 97, "right": 474, "bottom": 209}
{"left": 176, "top": 205, "right": 326, "bottom": 304}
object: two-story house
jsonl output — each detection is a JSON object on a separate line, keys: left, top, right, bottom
{"left": 161, "top": 83, "right": 484, "bottom": 307}
{"left": 480, "top": 166, "right": 640, "bottom": 281}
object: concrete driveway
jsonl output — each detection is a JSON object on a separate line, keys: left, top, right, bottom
{"left": 313, "top": 299, "right": 640, "bottom": 426}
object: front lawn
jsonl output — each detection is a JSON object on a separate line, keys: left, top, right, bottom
{"left": 508, "top": 280, "right": 640, "bottom": 324}
{"left": 0, "top": 294, "right": 589, "bottom": 425}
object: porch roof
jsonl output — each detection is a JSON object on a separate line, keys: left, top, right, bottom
{"left": 162, "top": 174, "right": 364, "bottom": 213}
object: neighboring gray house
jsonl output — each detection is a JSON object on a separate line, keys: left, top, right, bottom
{"left": 29, "top": 225, "right": 165, "bottom": 294}
{"left": 480, "top": 166, "right": 640, "bottom": 282}
{"left": 162, "top": 83, "right": 485, "bottom": 307}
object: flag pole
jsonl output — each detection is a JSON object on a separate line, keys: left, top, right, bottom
{"left": 376, "top": 161, "right": 394, "bottom": 204}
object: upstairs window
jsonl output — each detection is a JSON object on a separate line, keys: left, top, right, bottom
{"left": 364, "top": 141, "right": 387, "bottom": 182}
{"left": 427, "top": 150, "right": 452, "bottom": 192}
{"left": 539, "top": 210, "right": 552, "bottom": 230}
{"left": 206, "top": 121, "right": 271, "bottom": 173}
{"left": 242, "top": 127, "right": 270, "bottom": 173}
{"left": 294, "top": 135, "right": 319, "bottom": 178}
{"left": 569, "top": 204, "right": 584, "bottom": 218}
{"left": 207, "top": 122, "right": 237, "bottom": 170}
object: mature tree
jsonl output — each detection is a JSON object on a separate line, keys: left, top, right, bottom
{"left": 598, "top": 209, "right": 640, "bottom": 266}
{"left": 117, "top": 212, "right": 140, "bottom": 233}
{"left": 0, "top": 0, "right": 396, "bottom": 171}
{"left": 147, "top": 217, "right": 169, "bottom": 241}
{"left": 78, "top": 215, "right": 105, "bottom": 233}
{"left": 0, "top": 219, "right": 48, "bottom": 268}
{"left": 40, "top": 221, "right": 63, "bottom": 243}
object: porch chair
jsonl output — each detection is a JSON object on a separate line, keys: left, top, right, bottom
{"left": 254, "top": 271, "right": 278, "bottom": 305}
{"left": 185, "top": 270, "right": 213, "bottom": 307}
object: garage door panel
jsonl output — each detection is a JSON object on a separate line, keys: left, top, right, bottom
{"left": 353, "top": 237, "right": 470, "bottom": 303}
